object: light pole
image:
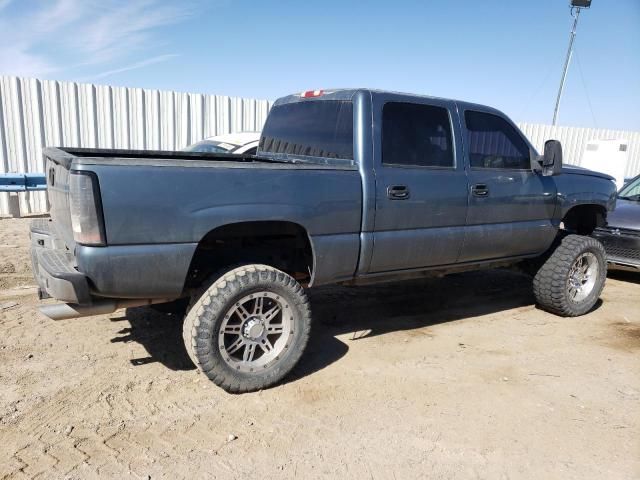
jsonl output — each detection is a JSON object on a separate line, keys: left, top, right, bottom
{"left": 552, "top": 0, "right": 592, "bottom": 126}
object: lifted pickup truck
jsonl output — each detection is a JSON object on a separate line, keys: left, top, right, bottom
{"left": 32, "top": 89, "right": 617, "bottom": 393}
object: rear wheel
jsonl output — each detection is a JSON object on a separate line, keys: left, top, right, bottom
{"left": 533, "top": 234, "right": 607, "bottom": 317}
{"left": 182, "top": 264, "right": 311, "bottom": 393}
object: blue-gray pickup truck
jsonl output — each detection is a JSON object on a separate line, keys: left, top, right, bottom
{"left": 31, "top": 89, "right": 617, "bottom": 392}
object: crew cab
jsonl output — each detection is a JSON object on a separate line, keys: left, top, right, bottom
{"left": 31, "top": 89, "right": 617, "bottom": 393}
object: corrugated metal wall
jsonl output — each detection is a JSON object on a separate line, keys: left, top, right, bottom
{"left": 0, "top": 76, "right": 272, "bottom": 215}
{"left": 1, "top": 74, "right": 639, "bottom": 216}
{"left": 517, "top": 122, "right": 640, "bottom": 177}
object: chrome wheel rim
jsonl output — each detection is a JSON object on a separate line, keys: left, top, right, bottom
{"left": 218, "top": 291, "right": 293, "bottom": 372}
{"left": 566, "top": 252, "right": 599, "bottom": 303}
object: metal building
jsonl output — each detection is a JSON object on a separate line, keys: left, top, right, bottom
{"left": 0, "top": 76, "right": 272, "bottom": 215}
{"left": 517, "top": 122, "right": 640, "bottom": 179}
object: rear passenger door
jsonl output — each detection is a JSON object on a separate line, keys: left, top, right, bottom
{"left": 459, "top": 108, "right": 557, "bottom": 262}
{"left": 368, "top": 95, "right": 469, "bottom": 273}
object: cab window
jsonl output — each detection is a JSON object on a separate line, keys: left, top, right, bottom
{"left": 465, "top": 111, "right": 530, "bottom": 170}
{"left": 259, "top": 101, "right": 353, "bottom": 160}
{"left": 382, "top": 102, "right": 454, "bottom": 168}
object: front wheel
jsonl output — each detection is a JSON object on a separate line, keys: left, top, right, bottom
{"left": 533, "top": 234, "right": 607, "bottom": 317}
{"left": 182, "top": 264, "right": 311, "bottom": 393}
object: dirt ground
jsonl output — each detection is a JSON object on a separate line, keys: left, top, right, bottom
{"left": 0, "top": 217, "right": 638, "bottom": 480}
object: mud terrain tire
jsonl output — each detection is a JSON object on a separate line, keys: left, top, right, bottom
{"left": 533, "top": 234, "right": 607, "bottom": 317}
{"left": 182, "top": 264, "right": 311, "bottom": 393}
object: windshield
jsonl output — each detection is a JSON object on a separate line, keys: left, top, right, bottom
{"left": 183, "top": 140, "right": 239, "bottom": 153}
{"left": 619, "top": 176, "right": 640, "bottom": 201}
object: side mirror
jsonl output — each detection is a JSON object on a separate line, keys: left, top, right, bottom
{"left": 541, "top": 140, "right": 563, "bottom": 176}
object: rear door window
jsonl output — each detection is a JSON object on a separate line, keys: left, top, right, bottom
{"left": 465, "top": 111, "right": 530, "bottom": 170}
{"left": 382, "top": 102, "right": 454, "bottom": 168}
{"left": 259, "top": 100, "right": 353, "bottom": 160}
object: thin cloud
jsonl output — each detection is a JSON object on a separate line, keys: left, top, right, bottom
{"left": 72, "top": 0, "right": 192, "bottom": 65}
{"left": 0, "top": 0, "right": 195, "bottom": 79}
{"left": 86, "top": 53, "right": 179, "bottom": 80}
{"left": 0, "top": 48, "right": 56, "bottom": 77}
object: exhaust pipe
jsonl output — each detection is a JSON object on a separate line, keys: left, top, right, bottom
{"left": 39, "top": 298, "right": 174, "bottom": 321}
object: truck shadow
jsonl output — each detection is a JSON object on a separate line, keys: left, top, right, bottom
{"left": 110, "top": 269, "right": 541, "bottom": 384}
{"left": 111, "top": 307, "right": 194, "bottom": 371}
{"left": 288, "top": 269, "right": 536, "bottom": 383}
{"left": 608, "top": 270, "right": 640, "bottom": 284}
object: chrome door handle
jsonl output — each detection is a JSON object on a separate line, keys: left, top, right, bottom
{"left": 387, "top": 185, "right": 410, "bottom": 200}
{"left": 472, "top": 184, "right": 489, "bottom": 197}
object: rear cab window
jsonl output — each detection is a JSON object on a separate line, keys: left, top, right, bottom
{"left": 259, "top": 100, "right": 353, "bottom": 161}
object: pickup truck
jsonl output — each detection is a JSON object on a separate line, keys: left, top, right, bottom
{"left": 31, "top": 88, "right": 617, "bottom": 393}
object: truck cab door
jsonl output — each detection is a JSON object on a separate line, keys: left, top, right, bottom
{"left": 458, "top": 108, "right": 557, "bottom": 262}
{"left": 367, "top": 95, "right": 469, "bottom": 273}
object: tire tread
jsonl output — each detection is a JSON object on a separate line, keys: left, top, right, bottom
{"left": 533, "top": 234, "right": 607, "bottom": 317}
{"left": 182, "top": 264, "right": 311, "bottom": 393}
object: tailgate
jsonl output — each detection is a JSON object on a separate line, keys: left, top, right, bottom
{"left": 44, "top": 148, "right": 76, "bottom": 249}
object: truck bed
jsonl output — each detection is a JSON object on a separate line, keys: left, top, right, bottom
{"left": 42, "top": 146, "right": 363, "bottom": 297}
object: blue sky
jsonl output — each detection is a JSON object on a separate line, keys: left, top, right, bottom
{"left": 1, "top": 0, "right": 638, "bottom": 130}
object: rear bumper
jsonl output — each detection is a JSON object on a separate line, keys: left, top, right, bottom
{"left": 593, "top": 227, "right": 640, "bottom": 271}
{"left": 30, "top": 219, "right": 92, "bottom": 304}
{"left": 30, "top": 218, "right": 198, "bottom": 302}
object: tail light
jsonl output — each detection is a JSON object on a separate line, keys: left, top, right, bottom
{"left": 69, "top": 171, "right": 106, "bottom": 246}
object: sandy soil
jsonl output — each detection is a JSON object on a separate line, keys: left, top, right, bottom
{"left": 0, "top": 217, "right": 638, "bottom": 479}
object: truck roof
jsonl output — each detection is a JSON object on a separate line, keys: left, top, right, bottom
{"left": 273, "top": 88, "right": 505, "bottom": 117}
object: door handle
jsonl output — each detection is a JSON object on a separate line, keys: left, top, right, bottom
{"left": 472, "top": 183, "right": 489, "bottom": 197}
{"left": 387, "top": 185, "right": 410, "bottom": 200}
